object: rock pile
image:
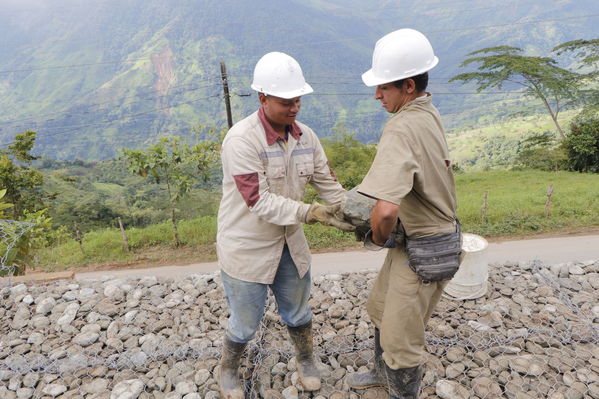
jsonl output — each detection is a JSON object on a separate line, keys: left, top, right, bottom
{"left": 1, "top": 259, "right": 598, "bottom": 399}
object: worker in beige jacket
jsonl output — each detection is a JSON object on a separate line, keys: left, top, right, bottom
{"left": 216, "top": 51, "right": 354, "bottom": 399}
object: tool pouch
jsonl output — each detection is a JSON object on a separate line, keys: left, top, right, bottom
{"left": 404, "top": 221, "right": 462, "bottom": 283}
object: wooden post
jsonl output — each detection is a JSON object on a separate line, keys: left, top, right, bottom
{"left": 545, "top": 184, "right": 554, "bottom": 218}
{"left": 75, "top": 223, "right": 84, "bottom": 254}
{"left": 171, "top": 208, "right": 181, "bottom": 247}
{"left": 117, "top": 217, "right": 130, "bottom": 252}
{"left": 220, "top": 61, "right": 233, "bottom": 128}
{"left": 481, "top": 191, "right": 488, "bottom": 223}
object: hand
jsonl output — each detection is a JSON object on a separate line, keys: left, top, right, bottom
{"left": 363, "top": 229, "right": 400, "bottom": 251}
{"left": 305, "top": 203, "right": 356, "bottom": 232}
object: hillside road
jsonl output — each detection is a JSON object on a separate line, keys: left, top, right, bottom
{"left": 75, "top": 234, "right": 599, "bottom": 281}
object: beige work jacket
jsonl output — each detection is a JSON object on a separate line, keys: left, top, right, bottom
{"left": 358, "top": 94, "right": 457, "bottom": 238}
{"left": 217, "top": 109, "right": 344, "bottom": 283}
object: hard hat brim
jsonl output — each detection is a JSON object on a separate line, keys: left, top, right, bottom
{"left": 361, "top": 56, "right": 439, "bottom": 87}
{"left": 251, "top": 83, "right": 314, "bottom": 99}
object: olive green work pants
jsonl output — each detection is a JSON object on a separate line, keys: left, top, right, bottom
{"left": 366, "top": 247, "right": 447, "bottom": 369}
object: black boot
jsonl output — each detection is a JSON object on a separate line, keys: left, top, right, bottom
{"left": 347, "top": 328, "right": 385, "bottom": 389}
{"left": 287, "top": 320, "right": 321, "bottom": 391}
{"left": 218, "top": 336, "right": 247, "bottom": 399}
{"left": 383, "top": 363, "right": 423, "bottom": 399}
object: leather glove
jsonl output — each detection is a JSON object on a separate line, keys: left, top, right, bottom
{"left": 305, "top": 203, "right": 356, "bottom": 232}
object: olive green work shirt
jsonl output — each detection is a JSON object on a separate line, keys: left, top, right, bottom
{"left": 358, "top": 94, "right": 457, "bottom": 238}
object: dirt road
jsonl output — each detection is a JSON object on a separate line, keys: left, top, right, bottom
{"left": 75, "top": 234, "right": 599, "bottom": 281}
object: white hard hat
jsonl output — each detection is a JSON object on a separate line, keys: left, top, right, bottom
{"left": 362, "top": 28, "right": 439, "bottom": 87}
{"left": 251, "top": 52, "right": 313, "bottom": 99}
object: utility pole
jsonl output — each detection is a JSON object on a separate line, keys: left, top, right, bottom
{"left": 220, "top": 61, "right": 233, "bottom": 128}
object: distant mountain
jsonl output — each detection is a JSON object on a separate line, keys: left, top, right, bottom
{"left": 0, "top": 0, "right": 597, "bottom": 159}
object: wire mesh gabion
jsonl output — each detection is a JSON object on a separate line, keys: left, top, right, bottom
{"left": 0, "top": 220, "right": 36, "bottom": 285}
{"left": 1, "top": 258, "right": 598, "bottom": 399}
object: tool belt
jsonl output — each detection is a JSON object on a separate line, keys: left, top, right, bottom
{"left": 404, "top": 220, "right": 462, "bottom": 283}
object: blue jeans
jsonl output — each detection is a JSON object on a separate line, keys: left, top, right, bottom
{"left": 221, "top": 245, "right": 312, "bottom": 343}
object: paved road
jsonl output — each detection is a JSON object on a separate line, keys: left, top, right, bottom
{"left": 75, "top": 234, "right": 599, "bottom": 281}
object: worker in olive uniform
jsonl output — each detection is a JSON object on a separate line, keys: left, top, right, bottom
{"left": 346, "top": 29, "right": 459, "bottom": 398}
{"left": 217, "top": 51, "right": 354, "bottom": 399}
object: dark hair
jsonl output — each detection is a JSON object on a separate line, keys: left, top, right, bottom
{"left": 393, "top": 72, "right": 429, "bottom": 92}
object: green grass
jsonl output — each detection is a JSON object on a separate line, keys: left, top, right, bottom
{"left": 32, "top": 170, "right": 599, "bottom": 271}
{"left": 455, "top": 170, "right": 599, "bottom": 235}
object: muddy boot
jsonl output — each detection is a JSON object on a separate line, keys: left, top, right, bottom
{"left": 384, "top": 364, "right": 423, "bottom": 399}
{"left": 347, "top": 328, "right": 385, "bottom": 389}
{"left": 218, "top": 336, "right": 247, "bottom": 399}
{"left": 287, "top": 320, "right": 321, "bottom": 391}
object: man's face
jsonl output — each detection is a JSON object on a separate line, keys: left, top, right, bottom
{"left": 374, "top": 81, "right": 413, "bottom": 113}
{"left": 261, "top": 95, "right": 301, "bottom": 128}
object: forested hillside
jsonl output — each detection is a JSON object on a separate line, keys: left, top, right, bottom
{"left": 1, "top": 0, "right": 597, "bottom": 159}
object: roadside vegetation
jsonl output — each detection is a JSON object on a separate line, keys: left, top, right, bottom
{"left": 27, "top": 168, "right": 599, "bottom": 272}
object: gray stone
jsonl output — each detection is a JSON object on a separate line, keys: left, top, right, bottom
{"left": 194, "top": 369, "right": 211, "bottom": 386}
{"left": 73, "top": 331, "right": 100, "bottom": 347}
{"left": 282, "top": 386, "right": 299, "bottom": 399}
{"left": 10, "top": 284, "right": 28, "bottom": 296}
{"left": 26, "top": 332, "right": 45, "bottom": 345}
{"left": 35, "top": 297, "right": 56, "bottom": 315}
{"left": 22, "top": 373, "right": 39, "bottom": 388}
{"left": 509, "top": 355, "right": 546, "bottom": 376}
{"left": 341, "top": 187, "right": 376, "bottom": 231}
{"left": 175, "top": 381, "right": 197, "bottom": 395}
{"left": 57, "top": 302, "right": 79, "bottom": 325}
{"left": 81, "top": 379, "right": 109, "bottom": 394}
{"left": 565, "top": 382, "right": 588, "bottom": 399}
{"left": 110, "top": 379, "right": 144, "bottom": 399}
{"left": 568, "top": 264, "right": 585, "bottom": 275}
{"left": 435, "top": 380, "right": 470, "bottom": 399}
{"left": 472, "top": 376, "right": 502, "bottom": 397}
{"left": 16, "top": 387, "right": 34, "bottom": 399}
{"left": 42, "top": 383, "right": 67, "bottom": 396}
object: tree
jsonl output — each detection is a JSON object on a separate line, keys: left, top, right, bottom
{"left": 553, "top": 39, "right": 599, "bottom": 118}
{"left": 516, "top": 132, "right": 567, "bottom": 171}
{"left": 0, "top": 189, "right": 14, "bottom": 218}
{"left": 121, "top": 134, "right": 220, "bottom": 246}
{"left": 449, "top": 46, "right": 580, "bottom": 139}
{"left": 0, "top": 130, "right": 45, "bottom": 219}
{"left": 321, "top": 124, "right": 377, "bottom": 189}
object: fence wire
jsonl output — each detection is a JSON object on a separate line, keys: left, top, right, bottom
{"left": 0, "top": 220, "right": 36, "bottom": 284}
{"left": 1, "top": 258, "right": 598, "bottom": 399}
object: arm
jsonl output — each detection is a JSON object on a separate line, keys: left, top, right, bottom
{"left": 223, "top": 136, "right": 310, "bottom": 225}
{"left": 370, "top": 199, "right": 400, "bottom": 245}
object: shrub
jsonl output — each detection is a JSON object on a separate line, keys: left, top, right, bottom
{"left": 562, "top": 117, "right": 599, "bottom": 172}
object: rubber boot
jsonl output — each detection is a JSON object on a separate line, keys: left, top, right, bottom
{"left": 347, "top": 328, "right": 385, "bottom": 389}
{"left": 287, "top": 320, "right": 321, "bottom": 391}
{"left": 384, "top": 364, "right": 423, "bottom": 399}
{"left": 218, "top": 336, "right": 247, "bottom": 399}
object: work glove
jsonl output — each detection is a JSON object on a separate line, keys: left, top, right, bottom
{"left": 305, "top": 203, "right": 356, "bottom": 232}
